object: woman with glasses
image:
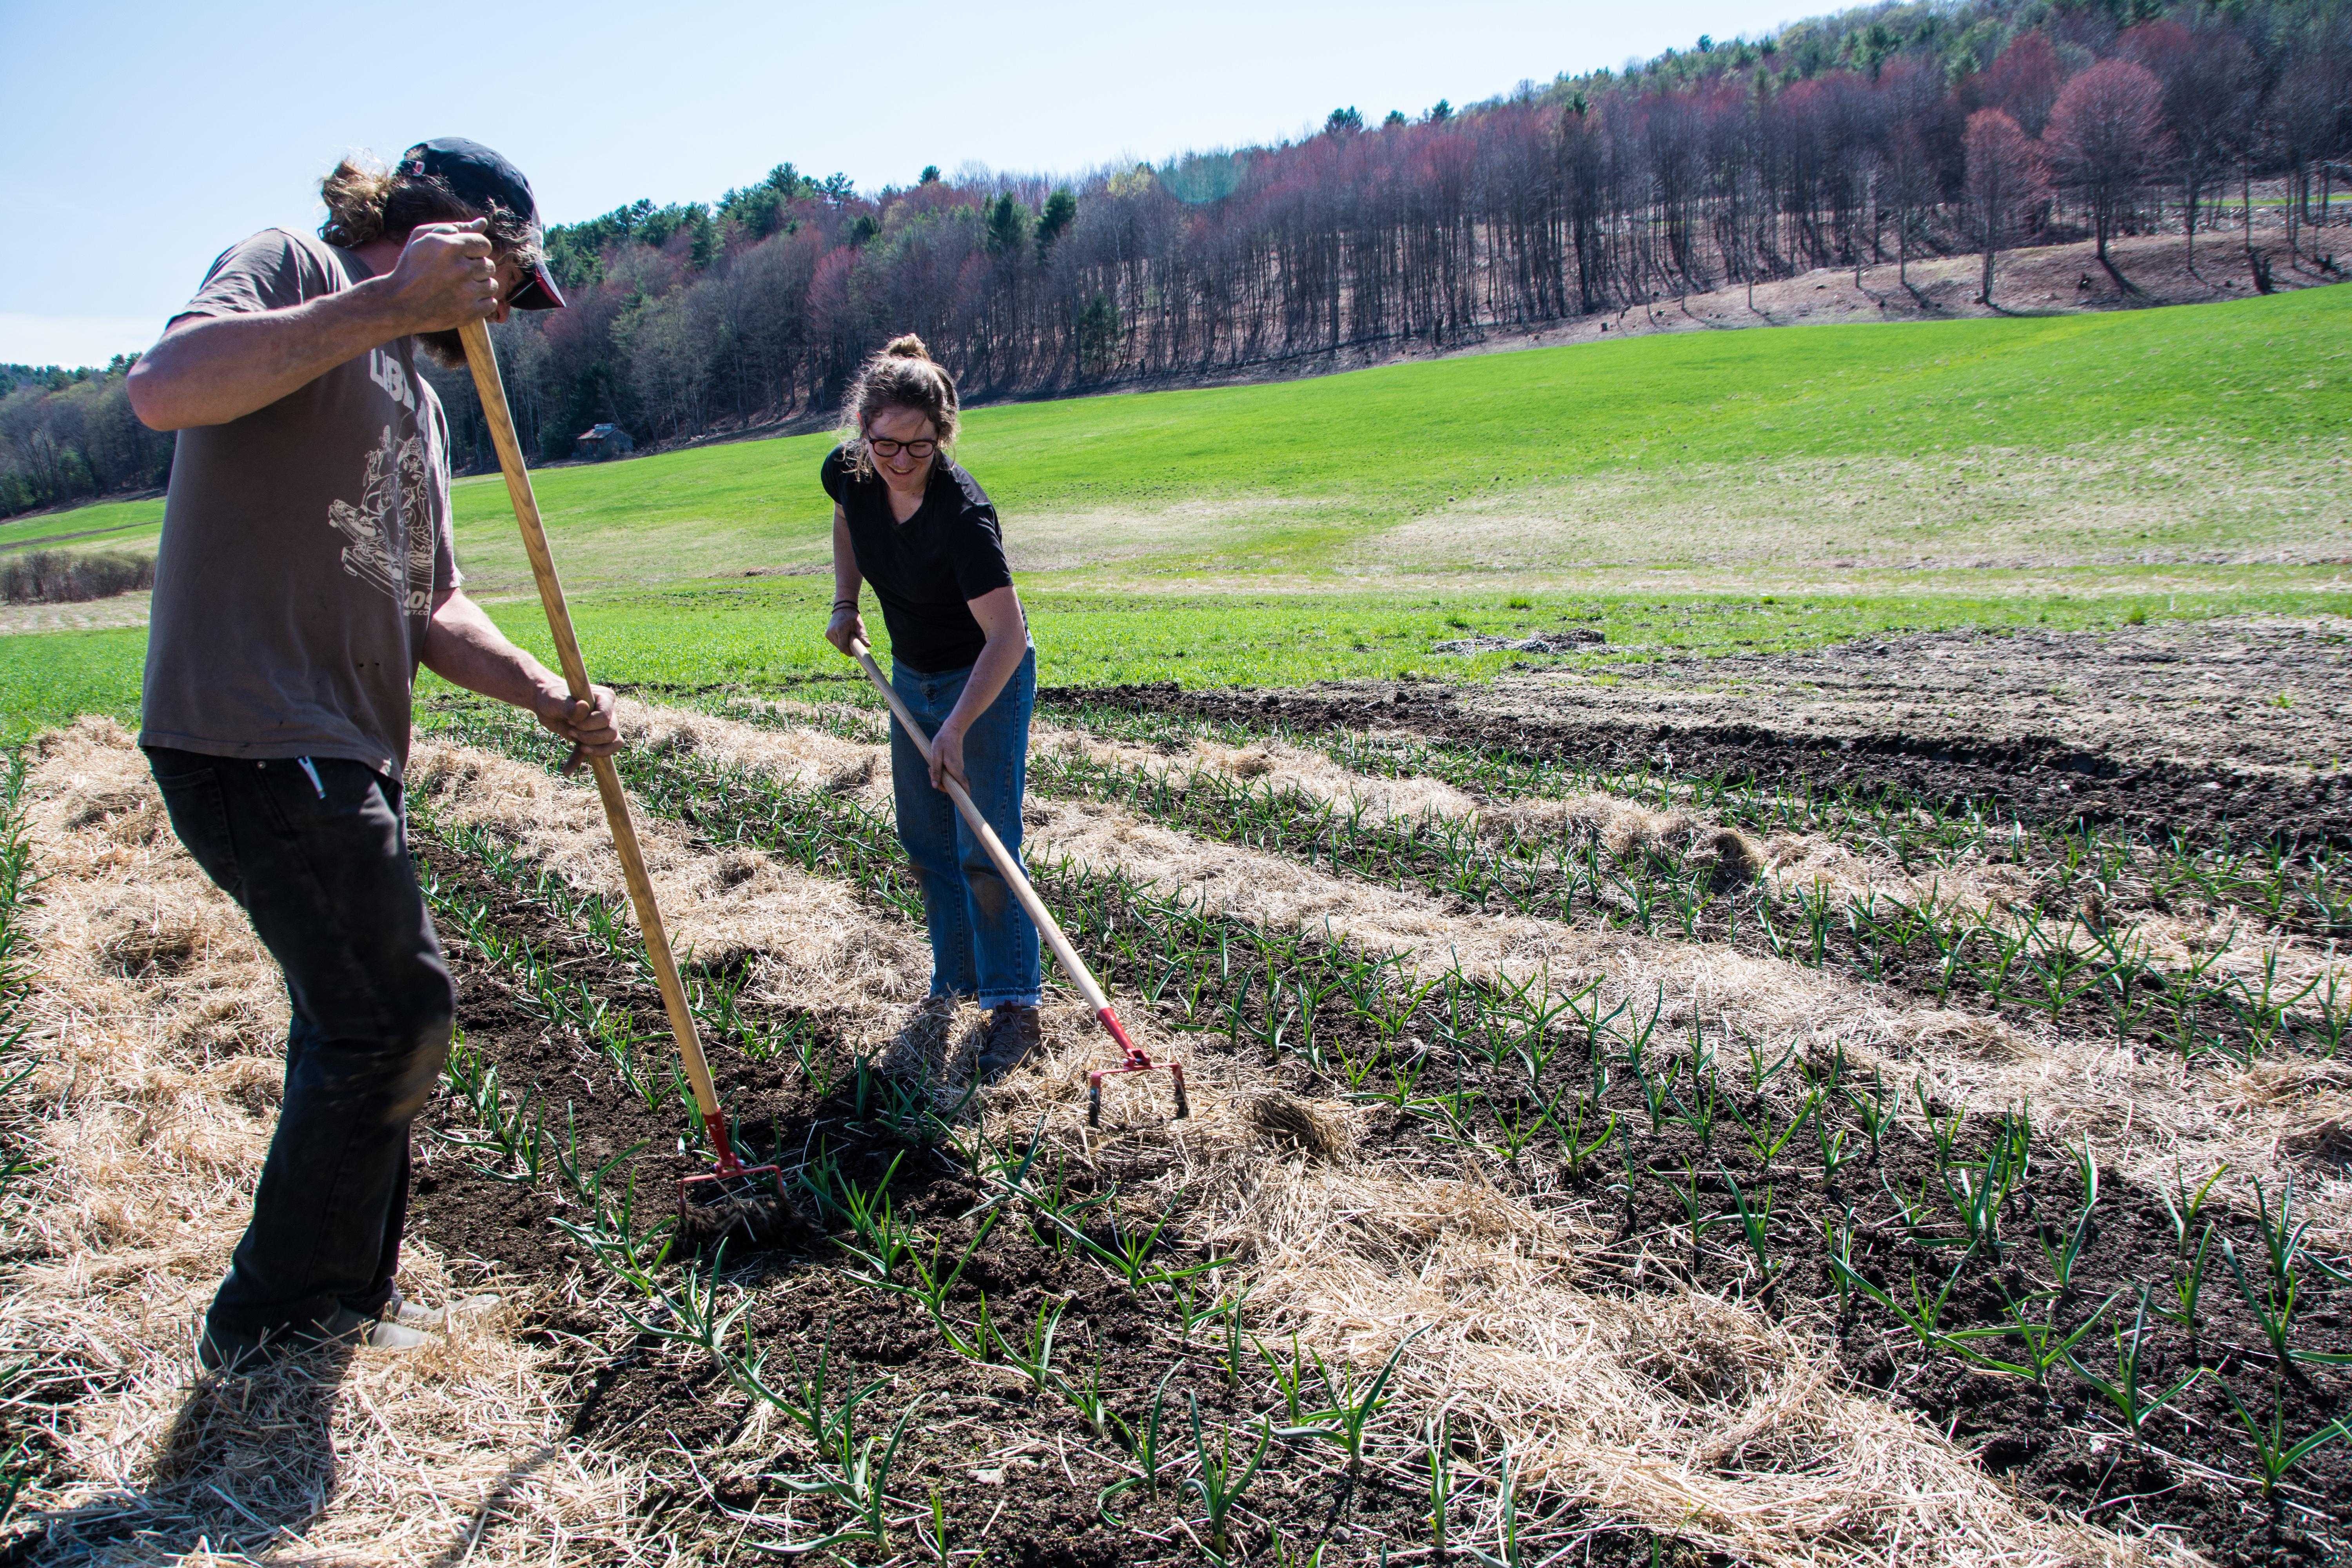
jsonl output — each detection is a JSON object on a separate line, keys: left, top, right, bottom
{"left": 823, "top": 335, "right": 1042, "bottom": 1079}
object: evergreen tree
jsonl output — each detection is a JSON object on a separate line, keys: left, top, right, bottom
{"left": 1036, "top": 189, "right": 1078, "bottom": 260}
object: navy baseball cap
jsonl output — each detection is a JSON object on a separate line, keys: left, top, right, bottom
{"left": 397, "top": 138, "right": 566, "bottom": 310}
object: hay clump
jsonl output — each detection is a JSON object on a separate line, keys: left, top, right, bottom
{"left": 1242, "top": 1089, "right": 1357, "bottom": 1162}
{"left": 1702, "top": 827, "right": 1768, "bottom": 881}
{"left": 1216, "top": 745, "right": 1275, "bottom": 778}
{"left": 97, "top": 911, "right": 209, "bottom": 978}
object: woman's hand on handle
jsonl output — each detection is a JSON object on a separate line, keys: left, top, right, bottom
{"left": 928, "top": 719, "right": 969, "bottom": 794}
{"left": 922, "top": 584, "right": 1026, "bottom": 798}
{"left": 825, "top": 603, "right": 869, "bottom": 656}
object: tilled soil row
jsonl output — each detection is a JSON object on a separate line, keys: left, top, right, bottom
{"left": 1031, "top": 710, "right": 2350, "bottom": 950}
{"left": 408, "top": 769, "right": 2218, "bottom": 1567}
{"left": 406, "top": 840, "right": 1232, "bottom": 1566}
{"left": 406, "top": 824, "right": 1760, "bottom": 1566}
{"left": 1051, "top": 684, "right": 2352, "bottom": 851}
{"left": 559, "top": 700, "right": 2350, "bottom": 1258}
{"left": 1027, "top": 723, "right": 2349, "bottom": 1071}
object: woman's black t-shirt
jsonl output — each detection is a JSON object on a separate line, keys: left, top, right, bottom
{"left": 822, "top": 446, "right": 1015, "bottom": 673}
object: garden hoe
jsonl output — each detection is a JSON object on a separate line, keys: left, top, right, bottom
{"left": 840, "top": 638, "right": 1189, "bottom": 1126}
{"left": 459, "top": 319, "right": 791, "bottom": 1250}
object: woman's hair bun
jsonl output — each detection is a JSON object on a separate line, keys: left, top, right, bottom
{"left": 839, "top": 331, "right": 959, "bottom": 468}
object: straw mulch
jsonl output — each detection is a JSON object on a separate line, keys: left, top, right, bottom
{"left": 3, "top": 720, "right": 657, "bottom": 1566}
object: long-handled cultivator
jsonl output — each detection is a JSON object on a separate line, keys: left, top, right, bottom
{"left": 840, "top": 638, "right": 1189, "bottom": 1126}
{"left": 459, "top": 319, "right": 792, "bottom": 1247}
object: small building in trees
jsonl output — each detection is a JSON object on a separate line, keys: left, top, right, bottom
{"left": 573, "top": 423, "right": 635, "bottom": 461}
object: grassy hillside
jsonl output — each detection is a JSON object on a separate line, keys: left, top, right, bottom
{"left": 2, "top": 285, "right": 2345, "bottom": 738}
{"left": 13, "top": 284, "right": 2348, "bottom": 588}
{"left": 414, "top": 281, "right": 2348, "bottom": 598}
{"left": 0, "top": 495, "right": 163, "bottom": 555}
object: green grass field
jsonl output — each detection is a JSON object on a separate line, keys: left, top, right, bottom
{"left": 0, "top": 495, "right": 163, "bottom": 555}
{"left": 3, "top": 284, "right": 2346, "bottom": 739}
{"left": 2, "top": 572, "right": 2325, "bottom": 745}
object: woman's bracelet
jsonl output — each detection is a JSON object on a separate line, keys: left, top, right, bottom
{"left": 831, "top": 599, "right": 857, "bottom": 613}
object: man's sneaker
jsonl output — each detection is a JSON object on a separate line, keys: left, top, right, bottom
{"left": 370, "top": 1286, "right": 439, "bottom": 1330}
{"left": 318, "top": 1306, "right": 430, "bottom": 1350}
{"left": 976, "top": 1005, "right": 1043, "bottom": 1081}
{"left": 198, "top": 1308, "right": 432, "bottom": 1372}
{"left": 376, "top": 1287, "right": 499, "bottom": 1330}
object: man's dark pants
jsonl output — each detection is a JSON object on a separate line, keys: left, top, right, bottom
{"left": 144, "top": 748, "right": 454, "bottom": 1347}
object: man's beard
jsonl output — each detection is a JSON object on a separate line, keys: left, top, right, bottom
{"left": 416, "top": 328, "right": 467, "bottom": 368}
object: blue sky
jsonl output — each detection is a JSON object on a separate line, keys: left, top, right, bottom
{"left": 1, "top": 0, "right": 1792, "bottom": 368}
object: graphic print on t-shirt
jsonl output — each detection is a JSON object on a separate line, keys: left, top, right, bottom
{"left": 326, "top": 425, "right": 438, "bottom": 615}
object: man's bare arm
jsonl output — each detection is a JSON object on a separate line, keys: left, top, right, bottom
{"left": 419, "top": 589, "right": 621, "bottom": 756}
{"left": 127, "top": 221, "right": 505, "bottom": 432}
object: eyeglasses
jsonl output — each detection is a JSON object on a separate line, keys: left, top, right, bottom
{"left": 869, "top": 437, "right": 937, "bottom": 459}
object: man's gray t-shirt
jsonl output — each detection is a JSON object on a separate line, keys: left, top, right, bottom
{"left": 139, "top": 229, "right": 457, "bottom": 781}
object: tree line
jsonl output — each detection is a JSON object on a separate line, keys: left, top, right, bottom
{"left": 3, "top": 0, "right": 2346, "bottom": 512}
{"left": 0, "top": 358, "right": 172, "bottom": 519}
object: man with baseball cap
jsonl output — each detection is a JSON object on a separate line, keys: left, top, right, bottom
{"left": 127, "top": 139, "right": 615, "bottom": 1370}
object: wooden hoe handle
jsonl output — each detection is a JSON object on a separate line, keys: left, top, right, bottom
{"left": 457, "top": 321, "right": 733, "bottom": 1148}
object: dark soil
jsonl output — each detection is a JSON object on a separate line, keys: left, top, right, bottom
{"left": 408, "top": 831, "right": 2352, "bottom": 1564}
{"left": 1604, "top": 1109, "right": 2352, "bottom": 1564}
{"left": 408, "top": 843, "right": 1687, "bottom": 1563}
{"left": 1050, "top": 618, "right": 2352, "bottom": 850}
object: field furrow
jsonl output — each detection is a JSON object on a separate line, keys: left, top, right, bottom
{"left": 401, "top": 719, "right": 2199, "bottom": 1567}
{"left": 1035, "top": 713, "right": 2352, "bottom": 993}
{"left": 563, "top": 698, "right": 2351, "bottom": 1253}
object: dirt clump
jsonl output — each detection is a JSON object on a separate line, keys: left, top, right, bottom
{"left": 1702, "top": 827, "right": 1769, "bottom": 881}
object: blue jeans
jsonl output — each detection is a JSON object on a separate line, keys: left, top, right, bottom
{"left": 144, "top": 748, "right": 455, "bottom": 1346}
{"left": 890, "top": 647, "right": 1042, "bottom": 1009}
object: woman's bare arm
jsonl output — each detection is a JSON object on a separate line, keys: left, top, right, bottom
{"left": 927, "top": 585, "right": 1029, "bottom": 791}
{"left": 824, "top": 503, "right": 870, "bottom": 653}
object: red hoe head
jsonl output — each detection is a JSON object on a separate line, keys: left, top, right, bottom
{"left": 1086, "top": 1006, "right": 1191, "bottom": 1128}
{"left": 677, "top": 1109, "right": 796, "bottom": 1250}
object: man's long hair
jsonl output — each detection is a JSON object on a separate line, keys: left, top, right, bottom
{"left": 319, "top": 153, "right": 546, "bottom": 366}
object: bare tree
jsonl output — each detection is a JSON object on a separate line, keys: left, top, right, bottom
{"left": 2128, "top": 20, "right": 2256, "bottom": 266}
{"left": 1876, "top": 56, "right": 1950, "bottom": 290}
{"left": 1965, "top": 107, "right": 2045, "bottom": 305}
{"left": 1977, "top": 31, "right": 2067, "bottom": 139}
{"left": 2044, "top": 59, "right": 2171, "bottom": 273}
